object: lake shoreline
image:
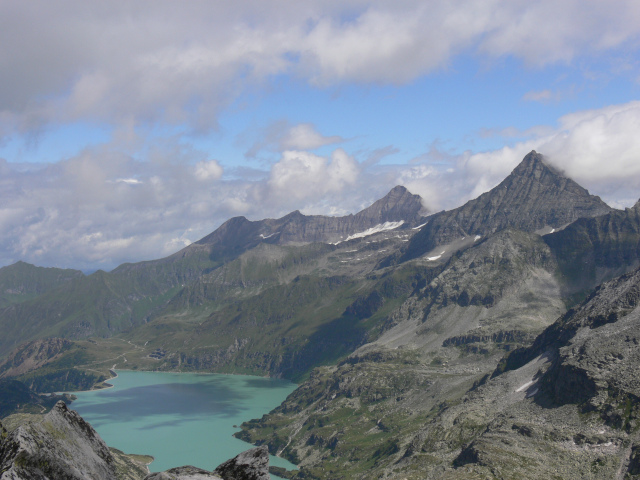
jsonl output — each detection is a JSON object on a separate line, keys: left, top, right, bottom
{"left": 82, "top": 366, "right": 294, "bottom": 394}
{"left": 70, "top": 370, "right": 299, "bottom": 477}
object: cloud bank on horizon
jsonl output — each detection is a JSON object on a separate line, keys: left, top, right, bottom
{"left": 1, "top": 0, "right": 640, "bottom": 270}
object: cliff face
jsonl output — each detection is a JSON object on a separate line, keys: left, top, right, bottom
{"left": 544, "top": 199, "right": 640, "bottom": 293}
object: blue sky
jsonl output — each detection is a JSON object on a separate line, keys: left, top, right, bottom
{"left": 1, "top": 1, "right": 640, "bottom": 271}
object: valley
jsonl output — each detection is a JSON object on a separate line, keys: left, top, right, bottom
{"left": 2, "top": 151, "right": 640, "bottom": 478}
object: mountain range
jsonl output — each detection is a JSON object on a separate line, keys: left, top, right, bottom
{"left": 2, "top": 150, "right": 640, "bottom": 479}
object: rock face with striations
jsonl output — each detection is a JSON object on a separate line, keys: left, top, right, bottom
{"left": 401, "top": 150, "right": 613, "bottom": 261}
{"left": 543, "top": 196, "right": 640, "bottom": 292}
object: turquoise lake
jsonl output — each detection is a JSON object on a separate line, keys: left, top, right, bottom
{"left": 70, "top": 370, "right": 298, "bottom": 476}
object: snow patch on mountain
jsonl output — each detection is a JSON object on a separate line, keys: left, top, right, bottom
{"left": 333, "top": 221, "right": 405, "bottom": 244}
{"left": 345, "top": 221, "right": 404, "bottom": 241}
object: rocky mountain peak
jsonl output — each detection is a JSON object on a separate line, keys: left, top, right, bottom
{"left": 380, "top": 185, "right": 412, "bottom": 202}
{"left": 503, "top": 150, "right": 592, "bottom": 198}
{"left": 401, "top": 151, "right": 613, "bottom": 261}
{"left": 355, "top": 185, "right": 425, "bottom": 222}
{"left": 511, "top": 150, "right": 555, "bottom": 176}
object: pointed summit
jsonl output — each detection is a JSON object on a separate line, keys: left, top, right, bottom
{"left": 511, "top": 150, "right": 554, "bottom": 175}
{"left": 355, "top": 185, "right": 425, "bottom": 224}
{"left": 506, "top": 151, "right": 591, "bottom": 202}
{"left": 402, "top": 151, "right": 613, "bottom": 260}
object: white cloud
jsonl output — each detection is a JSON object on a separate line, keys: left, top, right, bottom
{"left": 243, "top": 121, "right": 344, "bottom": 158}
{"left": 0, "top": 138, "right": 367, "bottom": 270}
{"left": 115, "top": 178, "right": 142, "bottom": 184}
{"left": 267, "top": 148, "right": 359, "bottom": 202}
{"left": 280, "top": 124, "right": 344, "bottom": 150}
{"left": 194, "top": 160, "right": 223, "bottom": 181}
{"left": 542, "top": 101, "right": 640, "bottom": 199}
{"left": 2, "top": 1, "right": 640, "bottom": 134}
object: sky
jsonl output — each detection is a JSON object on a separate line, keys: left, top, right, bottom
{"left": 2, "top": 0, "right": 640, "bottom": 272}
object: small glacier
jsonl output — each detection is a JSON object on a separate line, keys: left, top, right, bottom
{"left": 334, "top": 221, "right": 405, "bottom": 244}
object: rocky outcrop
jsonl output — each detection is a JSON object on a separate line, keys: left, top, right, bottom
{"left": 413, "top": 228, "right": 563, "bottom": 337}
{"left": 213, "top": 446, "right": 269, "bottom": 480}
{"left": 401, "top": 151, "right": 613, "bottom": 261}
{"left": 495, "top": 266, "right": 640, "bottom": 377}
{"left": 144, "top": 446, "right": 270, "bottom": 480}
{"left": 0, "top": 338, "right": 72, "bottom": 378}
{"left": 441, "top": 265, "right": 640, "bottom": 479}
{"left": 442, "top": 330, "right": 532, "bottom": 348}
{"left": 0, "top": 401, "right": 116, "bottom": 480}
{"left": 144, "top": 466, "right": 222, "bottom": 480}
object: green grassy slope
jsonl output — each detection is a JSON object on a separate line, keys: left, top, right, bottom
{"left": 0, "top": 261, "right": 83, "bottom": 307}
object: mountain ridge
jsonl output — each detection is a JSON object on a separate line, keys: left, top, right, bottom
{"left": 195, "top": 184, "right": 426, "bottom": 249}
{"left": 0, "top": 185, "right": 426, "bottom": 358}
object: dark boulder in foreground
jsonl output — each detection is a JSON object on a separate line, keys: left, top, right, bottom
{"left": 214, "top": 446, "right": 269, "bottom": 480}
{"left": 144, "top": 446, "right": 269, "bottom": 480}
{"left": 144, "top": 465, "right": 221, "bottom": 479}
